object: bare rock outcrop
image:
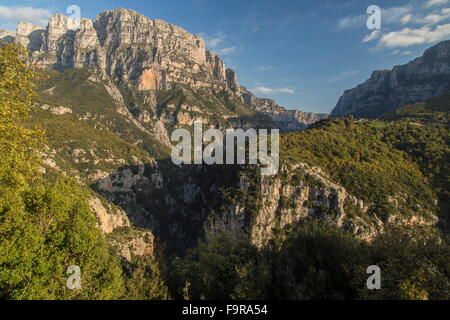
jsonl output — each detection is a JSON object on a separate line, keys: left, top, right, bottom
{"left": 205, "top": 163, "right": 437, "bottom": 247}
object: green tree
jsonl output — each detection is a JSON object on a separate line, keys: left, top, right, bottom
{"left": 0, "top": 44, "right": 125, "bottom": 299}
{"left": 123, "top": 255, "right": 170, "bottom": 300}
{"left": 170, "top": 232, "right": 270, "bottom": 300}
{"left": 358, "top": 226, "right": 450, "bottom": 300}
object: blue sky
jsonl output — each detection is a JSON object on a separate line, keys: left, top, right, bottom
{"left": 1, "top": 0, "right": 450, "bottom": 113}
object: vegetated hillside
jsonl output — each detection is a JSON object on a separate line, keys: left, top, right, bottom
{"left": 205, "top": 101, "right": 448, "bottom": 247}
{"left": 20, "top": 66, "right": 272, "bottom": 253}
{"left": 381, "top": 93, "right": 450, "bottom": 233}
{"left": 28, "top": 67, "right": 446, "bottom": 252}
{"left": 281, "top": 112, "right": 448, "bottom": 234}
{"left": 0, "top": 44, "right": 170, "bottom": 300}
{"left": 1, "top": 7, "right": 448, "bottom": 300}
{"left": 287, "top": 91, "right": 449, "bottom": 233}
{"left": 166, "top": 96, "right": 449, "bottom": 301}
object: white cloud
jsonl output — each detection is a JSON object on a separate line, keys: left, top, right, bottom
{"left": 252, "top": 86, "right": 296, "bottom": 95}
{"left": 390, "top": 8, "right": 450, "bottom": 27}
{"left": 198, "top": 32, "right": 239, "bottom": 55}
{"left": 389, "top": 6, "right": 450, "bottom": 27}
{"left": 339, "top": 2, "right": 450, "bottom": 33}
{"left": 337, "top": 14, "right": 365, "bottom": 29}
{"left": 217, "top": 46, "right": 237, "bottom": 55}
{"left": 255, "top": 65, "right": 275, "bottom": 71}
{"left": 323, "top": 70, "right": 359, "bottom": 83}
{"left": 401, "top": 14, "right": 413, "bottom": 24}
{"left": 0, "top": 5, "right": 51, "bottom": 28}
{"left": 377, "top": 23, "right": 450, "bottom": 48}
{"left": 198, "top": 32, "right": 225, "bottom": 49}
{"left": 362, "top": 30, "right": 381, "bottom": 42}
{"left": 420, "top": 8, "right": 450, "bottom": 24}
{"left": 425, "top": 0, "right": 450, "bottom": 8}
{"left": 351, "top": 3, "right": 450, "bottom": 52}
{"left": 392, "top": 49, "right": 412, "bottom": 55}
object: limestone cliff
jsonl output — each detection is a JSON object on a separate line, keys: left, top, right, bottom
{"left": 330, "top": 40, "right": 450, "bottom": 119}
{"left": 2, "top": 8, "right": 325, "bottom": 132}
{"left": 204, "top": 163, "right": 437, "bottom": 247}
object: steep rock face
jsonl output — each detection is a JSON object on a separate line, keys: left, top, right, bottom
{"left": 250, "top": 166, "right": 373, "bottom": 246}
{"left": 205, "top": 163, "right": 437, "bottom": 248}
{"left": 8, "top": 8, "right": 324, "bottom": 133}
{"left": 16, "top": 9, "right": 209, "bottom": 89}
{"left": 16, "top": 22, "right": 45, "bottom": 51}
{"left": 73, "top": 18, "right": 103, "bottom": 68}
{"left": 88, "top": 196, "right": 154, "bottom": 262}
{"left": 330, "top": 40, "right": 450, "bottom": 118}
{"left": 93, "top": 162, "right": 229, "bottom": 252}
{"left": 89, "top": 197, "right": 130, "bottom": 234}
{"left": 206, "top": 50, "right": 227, "bottom": 83}
{"left": 226, "top": 68, "right": 242, "bottom": 98}
{"left": 88, "top": 156, "right": 438, "bottom": 253}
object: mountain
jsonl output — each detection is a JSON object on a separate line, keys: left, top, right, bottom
{"left": 5, "top": 7, "right": 445, "bottom": 252}
{"left": 330, "top": 40, "right": 450, "bottom": 119}
{"left": 1, "top": 8, "right": 449, "bottom": 300}
{"left": 1, "top": 8, "right": 323, "bottom": 133}
{"left": 0, "top": 28, "right": 15, "bottom": 44}
{"left": 241, "top": 86, "right": 328, "bottom": 130}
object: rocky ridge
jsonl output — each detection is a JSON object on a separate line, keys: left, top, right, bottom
{"left": 330, "top": 40, "right": 450, "bottom": 118}
{"left": 241, "top": 86, "right": 328, "bottom": 131}
{"left": 2, "top": 8, "right": 324, "bottom": 132}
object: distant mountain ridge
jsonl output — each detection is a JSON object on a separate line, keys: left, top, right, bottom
{"left": 330, "top": 40, "right": 450, "bottom": 119}
{"left": 240, "top": 86, "right": 328, "bottom": 131}
{"left": 0, "top": 8, "right": 324, "bottom": 132}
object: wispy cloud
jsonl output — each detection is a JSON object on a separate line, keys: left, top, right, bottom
{"left": 340, "top": 3, "right": 450, "bottom": 31}
{"left": 362, "top": 30, "right": 381, "bottom": 42}
{"left": 198, "top": 32, "right": 225, "bottom": 49}
{"left": 198, "top": 32, "right": 239, "bottom": 56}
{"left": 255, "top": 65, "right": 275, "bottom": 71}
{"left": 401, "top": 14, "right": 413, "bottom": 24}
{"left": 337, "top": 14, "right": 366, "bottom": 29}
{"left": 217, "top": 46, "right": 237, "bottom": 55}
{"left": 323, "top": 70, "right": 359, "bottom": 83}
{"left": 252, "top": 86, "right": 296, "bottom": 95}
{"left": 392, "top": 49, "right": 412, "bottom": 55}
{"left": 0, "top": 5, "right": 52, "bottom": 29}
{"left": 323, "top": 0, "right": 357, "bottom": 10}
{"left": 279, "top": 14, "right": 296, "bottom": 31}
{"left": 425, "top": 0, "right": 450, "bottom": 8}
{"left": 338, "top": 5, "right": 412, "bottom": 29}
{"left": 414, "top": 8, "right": 450, "bottom": 25}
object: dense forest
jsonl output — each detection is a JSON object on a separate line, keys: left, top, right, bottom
{"left": 0, "top": 45, "right": 168, "bottom": 299}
